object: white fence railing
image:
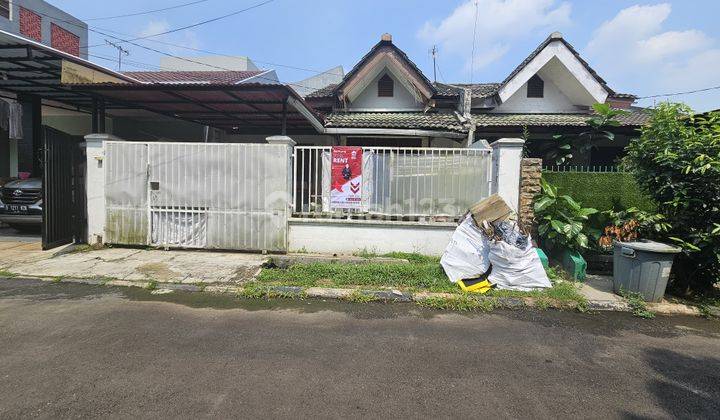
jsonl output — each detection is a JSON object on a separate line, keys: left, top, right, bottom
{"left": 293, "top": 146, "right": 492, "bottom": 221}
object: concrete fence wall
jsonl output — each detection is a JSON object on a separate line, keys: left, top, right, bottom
{"left": 85, "top": 135, "right": 525, "bottom": 256}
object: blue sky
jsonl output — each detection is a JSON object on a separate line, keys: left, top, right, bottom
{"left": 52, "top": 0, "right": 720, "bottom": 111}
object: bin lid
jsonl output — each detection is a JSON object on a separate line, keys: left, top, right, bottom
{"left": 615, "top": 240, "right": 682, "bottom": 254}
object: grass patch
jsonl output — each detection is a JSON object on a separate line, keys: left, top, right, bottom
{"left": 257, "top": 255, "right": 587, "bottom": 310}
{"left": 0, "top": 270, "right": 16, "bottom": 278}
{"left": 257, "top": 260, "right": 455, "bottom": 292}
{"left": 344, "top": 290, "right": 380, "bottom": 303}
{"left": 418, "top": 295, "right": 497, "bottom": 312}
{"left": 619, "top": 289, "right": 655, "bottom": 319}
{"left": 145, "top": 280, "right": 158, "bottom": 291}
{"left": 239, "top": 282, "right": 306, "bottom": 300}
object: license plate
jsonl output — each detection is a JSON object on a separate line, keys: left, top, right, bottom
{"left": 7, "top": 204, "right": 28, "bottom": 213}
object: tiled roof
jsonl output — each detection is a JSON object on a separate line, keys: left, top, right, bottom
{"left": 473, "top": 108, "right": 650, "bottom": 127}
{"left": 123, "top": 70, "right": 265, "bottom": 84}
{"left": 501, "top": 33, "right": 616, "bottom": 96}
{"left": 335, "top": 38, "right": 437, "bottom": 97}
{"left": 306, "top": 83, "right": 338, "bottom": 98}
{"left": 433, "top": 82, "right": 501, "bottom": 99}
{"left": 325, "top": 112, "right": 466, "bottom": 132}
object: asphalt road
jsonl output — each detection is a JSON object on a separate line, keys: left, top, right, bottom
{"left": 1, "top": 279, "right": 719, "bottom": 419}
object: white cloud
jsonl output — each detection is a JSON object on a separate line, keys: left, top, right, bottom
{"left": 139, "top": 20, "right": 170, "bottom": 39}
{"left": 136, "top": 20, "right": 201, "bottom": 60}
{"left": 585, "top": 3, "right": 720, "bottom": 111}
{"left": 418, "top": 0, "right": 571, "bottom": 77}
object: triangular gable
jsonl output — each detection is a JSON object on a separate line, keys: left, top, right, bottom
{"left": 497, "top": 33, "right": 612, "bottom": 106}
{"left": 334, "top": 34, "right": 436, "bottom": 106}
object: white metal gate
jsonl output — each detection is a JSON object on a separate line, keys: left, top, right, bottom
{"left": 105, "top": 141, "right": 290, "bottom": 252}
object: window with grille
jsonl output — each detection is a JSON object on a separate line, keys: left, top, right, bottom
{"left": 0, "top": 1, "right": 10, "bottom": 20}
{"left": 527, "top": 74, "right": 544, "bottom": 98}
{"left": 378, "top": 74, "right": 394, "bottom": 97}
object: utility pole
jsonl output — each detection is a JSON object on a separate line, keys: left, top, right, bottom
{"left": 430, "top": 45, "right": 438, "bottom": 83}
{"left": 105, "top": 39, "right": 129, "bottom": 71}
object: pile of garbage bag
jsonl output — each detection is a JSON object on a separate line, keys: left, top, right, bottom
{"left": 441, "top": 195, "right": 551, "bottom": 292}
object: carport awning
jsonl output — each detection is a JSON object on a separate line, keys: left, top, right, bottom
{"left": 69, "top": 82, "right": 326, "bottom": 134}
{"left": 0, "top": 29, "right": 136, "bottom": 108}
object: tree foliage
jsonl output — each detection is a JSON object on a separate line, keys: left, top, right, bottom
{"left": 624, "top": 103, "right": 720, "bottom": 291}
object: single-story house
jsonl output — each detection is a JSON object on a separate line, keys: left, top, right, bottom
{"left": 302, "top": 32, "right": 648, "bottom": 165}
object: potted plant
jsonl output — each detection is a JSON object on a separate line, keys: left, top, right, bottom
{"left": 534, "top": 178, "right": 598, "bottom": 280}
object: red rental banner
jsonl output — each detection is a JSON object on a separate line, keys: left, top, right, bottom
{"left": 330, "top": 146, "right": 362, "bottom": 209}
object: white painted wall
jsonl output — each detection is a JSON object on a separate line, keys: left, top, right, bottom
{"left": 494, "top": 76, "right": 584, "bottom": 113}
{"left": 497, "top": 40, "right": 608, "bottom": 106}
{"left": 491, "top": 138, "right": 524, "bottom": 212}
{"left": 289, "top": 219, "right": 455, "bottom": 256}
{"left": 349, "top": 70, "right": 423, "bottom": 111}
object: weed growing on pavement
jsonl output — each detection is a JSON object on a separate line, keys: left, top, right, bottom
{"left": 620, "top": 289, "right": 655, "bottom": 319}
{"left": 240, "top": 282, "right": 306, "bottom": 300}
{"left": 417, "top": 295, "right": 497, "bottom": 312}
{"left": 344, "top": 290, "right": 380, "bottom": 303}
{"left": 0, "top": 270, "right": 17, "bottom": 278}
{"left": 145, "top": 281, "right": 158, "bottom": 291}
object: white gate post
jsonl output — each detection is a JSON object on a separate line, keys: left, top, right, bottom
{"left": 84, "top": 133, "right": 123, "bottom": 245}
{"left": 490, "top": 138, "right": 525, "bottom": 212}
{"left": 265, "top": 136, "right": 295, "bottom": 249}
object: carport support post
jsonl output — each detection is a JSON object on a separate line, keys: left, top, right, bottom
{"left": 490, "top": 138, "right": 525, "bottom": 212}
{"left": 83, "top": 133, "right": 124, "bottom": 245}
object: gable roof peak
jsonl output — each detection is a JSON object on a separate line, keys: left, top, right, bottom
{"left": 549, "top": 31, "right": 563, "bottom": 40}
{"left": 381, "top": 33, "right": 392, "bottom": 42}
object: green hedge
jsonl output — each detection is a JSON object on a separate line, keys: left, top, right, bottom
{"left": 542, "top": 172, "right": 656, "bottom": 212}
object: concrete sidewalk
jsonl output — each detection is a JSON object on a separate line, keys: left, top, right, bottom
{"left": 0, "top": 242, "right": 266, "bottom": 284}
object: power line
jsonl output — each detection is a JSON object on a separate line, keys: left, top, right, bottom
{"left": 12, "top": 1, "right": 324, "bottom": 92}
{"left": 83, "top": 0, "right": 212, "bottom": 21}
{"left": 16, "top": 0, "right": 344, "bottom": 79}
{"left": 637, "top": 84, "right": 720, "bottom": 99}
{"left": 84, "top": 0, "right": 275, "bottom": 48}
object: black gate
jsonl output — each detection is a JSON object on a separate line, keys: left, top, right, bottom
{"left": 42, "top": 127, "right": 86, "bottom": 250}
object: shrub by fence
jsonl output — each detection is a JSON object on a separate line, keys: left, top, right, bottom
{"left": 542, "top": 171, "right": 655, "bottom": 212}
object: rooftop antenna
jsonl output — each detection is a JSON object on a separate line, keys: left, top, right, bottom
{"left": 430, "top": 45, "right": 438, "bottom": 83}
{"left": 105, "top": 39, "right": 130, "bottom": 71}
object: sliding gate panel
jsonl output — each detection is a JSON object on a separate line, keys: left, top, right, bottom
{"left": 105, "top": 142, "right": 150, "bottom": 245}
{"left": 105, "top": 141, "right": 289, "bottom": 252}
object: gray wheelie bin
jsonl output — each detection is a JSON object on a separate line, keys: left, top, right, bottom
{"left": 613, "top": 240, "right": 682, "bottom": 302}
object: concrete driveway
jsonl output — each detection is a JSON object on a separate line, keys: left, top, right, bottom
{"left": 0, "top": 278, "right": 718, "bottom": 418}
{"left": 0, "top": 242, "right": 266, "bottom": 284}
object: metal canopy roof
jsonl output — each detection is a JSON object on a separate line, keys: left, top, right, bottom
{"left": 0, "top": 29, "right": 325, "bottom": 134}
{"left": 0, "top": 29, "right": 137, "bottom": 109}
{"left": 69, "top": 82, "right": 326, "bottom": 134}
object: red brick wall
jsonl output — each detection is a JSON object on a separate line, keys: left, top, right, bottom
{"left": 51, "top": 23, "right": 80, "bottom": 57}
{"left": 19, "top": 7, "right": 42, "bottom": 42}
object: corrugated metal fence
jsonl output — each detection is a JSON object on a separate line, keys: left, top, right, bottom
{"left": 105, "top": 141, "right": 290, "bottom": 252}
{"left": 293, "top": 146, "right": 492, "bottom": 220}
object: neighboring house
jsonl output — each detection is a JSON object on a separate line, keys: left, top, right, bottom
{"left": 0, "top": 0, "right": 87, "bottom": 58}
{"left": 159, "top": 55, "right": 260, "bottom": 72}
{"left": 291, "top": 65, "right": 345, "bottom": 98}
{"left": 304, "top": 32, "right": 649, "bottom": 163}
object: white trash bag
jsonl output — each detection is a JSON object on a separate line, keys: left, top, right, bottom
{"left": 487, "top": 239, "right": 551, "bottom": 291}
{"left": 440, "top": 214, "right": 491, "bottom": 283}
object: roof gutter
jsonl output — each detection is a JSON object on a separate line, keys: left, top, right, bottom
{"left": 323, "top": 127, "right": 466, "bottom": 139}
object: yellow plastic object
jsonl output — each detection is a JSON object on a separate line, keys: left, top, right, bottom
{"left": 457, "top": 279, "right": 493, "bottom": 294}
